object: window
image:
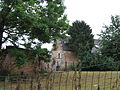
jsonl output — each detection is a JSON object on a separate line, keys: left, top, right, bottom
{"left": 58, "top": 53, "right": 61, "bottom": 58}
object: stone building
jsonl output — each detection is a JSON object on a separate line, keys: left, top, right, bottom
{"left": 51, "top": 39, "right": 79, "bottom": 70}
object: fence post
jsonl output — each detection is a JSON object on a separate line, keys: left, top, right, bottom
{"left": 78, "top": 70, "right": 81, "bottom": 90}
{"left": 65, "top": 71, "right": 69, "bottom": 90}
{"left": 97, "top": 85, "right": 100, "bottom": 90}
{"left": 84, "top": 71, "right": 88, "bottom": 90}
{"left": 91, "top": 72, "right": 95, "bottom": 90}
{"left": 52, "top": 73, "right": 55, "bottom": 90}
{"left": 110, "top": 71, "right": 113, "bottom": 90}
{"left": 103, "top": 71, "right": 107, "bottom": 89}
{"left": 4, "top": 76, "right": 7, "bottom": 90}
{"left": 15, "top": 75, "right": 21, "bottom": 90}
{"left": 46, "top": 71, "right": 52, "bottom": 90}
{"left": 97, "top": 72, "right": 101, "bottom": 90}
{"left": 59, "top": 72, "right": 62, "bottom": 90}
{"left": 37, "top": 75, "right": 41, "bottom": 90}
{"left": 30, "top": 76, "right": 33, "bottom": 90}
{"left": 74, "top": 70, "right": 78, "bottom": 90}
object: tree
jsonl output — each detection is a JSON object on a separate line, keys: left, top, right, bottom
{"left": 99, "top": 15, "right": 120, "bottom": 60}
{"left": 0, "top": 0, "right": 69, "bottom": 68}
{"left": 99, "top": 15, "right": 120, "bottom": 61}
{"left": 68, "top": 20, "right": 94, "bottom": 67}
{"left": 0, "top": 0, "right": 68, "bottom": 49}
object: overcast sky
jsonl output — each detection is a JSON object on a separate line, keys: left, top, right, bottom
{"left": 43, "top": 0, "right": 120, "bottom": 50}
{"left": 64, "top": 0, "right": 120, "bottom": 38}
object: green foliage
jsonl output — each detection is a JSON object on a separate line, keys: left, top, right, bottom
{"left": 81, "top": 53, "right": 120, "bottom": 71}
{"left": 99, "top": 15, "right": 120, "bottom": 61}
{"left": 9, "top": 48, "right": 28, "bottom": 67}
{"left": 100, "top": 57, "right": 119, "bottom": 71}
{"left": 33, "top": 47, "right": 51, "bottom": 62}
{"left": 67, "top": 20, "right": 94, "bottom": 65}
{"left": 0, "top": 0, "right": 69, "bottom": 49}
{"left": 81, "top": 15, "right": 120, "bottom": 71}
{"left": 0, "top": 0, "right": 68, "bottom": 70}
{"left": 8, "top": 47, "right": 51, "bottom": 67}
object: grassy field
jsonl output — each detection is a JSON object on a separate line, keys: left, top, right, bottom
{"left": 0, "top": 71, "right": 120, "bottom": 90}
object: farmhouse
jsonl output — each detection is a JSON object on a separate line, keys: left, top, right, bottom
{"left": 51, "top": 39, "right": 78, "bottom": 71}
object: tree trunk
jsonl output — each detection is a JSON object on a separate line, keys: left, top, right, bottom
{"left": 0, "top": 5, "right": 11, "bottom": 49}
{"left": 0, "top": 21, "right": 4, "bottom": 49}
{"left": 0, "top": 30, "right": 3, "bottom": 49}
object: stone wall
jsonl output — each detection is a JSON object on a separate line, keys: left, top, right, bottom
{"left": 63, "top": 51, "right": 78, "bottom": 68}
{"left": 51, "top": 39, "right": 78, "bottom": 70}
{"left": 2, "top": 53, "right": 48, "bottom": 75}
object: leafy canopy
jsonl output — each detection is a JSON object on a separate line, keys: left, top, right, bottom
{"left": 0, "top": 0, "right": 69, "bottom": 67}
{"left": 68, "top": 20, "right": 94, "bottom": 65}
{"left": 99, "top": 15, "right": 120, "bottom": 61}
{"left": 0, "top": 0, "right": 69, "bottom": 49}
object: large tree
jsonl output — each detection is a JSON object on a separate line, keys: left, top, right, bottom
{"left": 0, "top": 0, "right": 68, "bottom": 49}
{"left": 68, "top": 20, "right": 94, "bottom": 66}
{"left": 0, "top": 0, "right": 69, "bottom": 69}
{"left": 99, "top": 15, "right": 120, "bottom": 61}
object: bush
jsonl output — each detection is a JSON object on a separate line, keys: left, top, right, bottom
{"left": 80, "top": 53, "right": 120, "bottom": 71}
{"left": 98, "top": 57, "right": 120, "bottom": 71}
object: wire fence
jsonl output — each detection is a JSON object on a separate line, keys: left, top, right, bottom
{"left": 0, "top": 63, "right": 120, "bottom": 90}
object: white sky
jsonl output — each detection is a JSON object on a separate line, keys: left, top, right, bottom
{"left": 42, "top": 0, "right": 120, "bottom": 50}
{"left": 64, "top": 0, "right": 120, "bottom": 38}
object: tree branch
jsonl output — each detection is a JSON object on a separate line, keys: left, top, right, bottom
{"left": 2, "top": 35, "right": 10, "bottom": 43}
{"left": 9, "top": 40, "right": 18, "bottom": 47}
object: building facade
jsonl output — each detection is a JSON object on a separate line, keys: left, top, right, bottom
{"left": 51, "top": 39, "right": 78, "bottom": 70}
